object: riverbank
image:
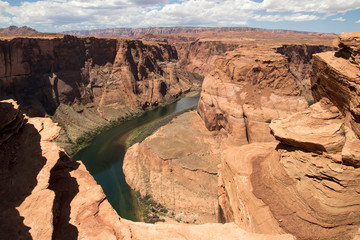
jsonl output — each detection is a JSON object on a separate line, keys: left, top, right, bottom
{"left": 59, "top": 90, "right": 200, "bottom": 157}
{"left": 126, "top": 105, "right": 197, "bottom": 149}
{"left": 71, "top": 93, "right": 201, "bottom": 221}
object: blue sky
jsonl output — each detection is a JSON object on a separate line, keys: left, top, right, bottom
{"left": 0, "top": 0, "right": 359, "bottom": 33}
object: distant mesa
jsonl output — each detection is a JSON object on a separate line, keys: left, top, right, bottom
{"left": 63, "top": 26, "right": 337, "bottom": 38}
{"left": 0, "top": 25, "right": 39, "bottom": 35}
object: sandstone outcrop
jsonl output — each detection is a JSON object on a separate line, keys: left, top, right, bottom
{"left": 0, "top": 99, "right": 124, "bottom": 239}
{"left": 124, "top": 111, "right": 221, "bottom": 224}
{"left": 312, "top": 32, "right": 360, "bottom": 139}
{"left": 270, "top": 98, "right": 345, "bottom": 153}
{"left": 197, "top": 45, "right": 309, "bottom": 146}
{"left": 217, "top": 97, "right": 360, "bottom": 240}
{"left": 0, "top": 36, "right": 202, "bottom": 144}
{"left": 337, "top": 31, "right": 360, "bottom": 67}
{"left": 0, "top": 99, "right": 296, "bottom": 239}
{"left": 216, "top": 32, "right": 360, "bottom": 240}
{"left": 276, "top": 44, "right": 336, "bottom": 100}
{"left": 253, "top": 100, "right": 360, "bottom": 239}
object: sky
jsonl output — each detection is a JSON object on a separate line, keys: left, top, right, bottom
{"left": 0, "top": 0, "right": 359, "bottom": 33}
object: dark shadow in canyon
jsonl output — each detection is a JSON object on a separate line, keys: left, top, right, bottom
{"left": 0, "top": 120, "right": 45, "bottom": 239}
{"left": 49, "top": 151, "right": 80, "bottom": 240}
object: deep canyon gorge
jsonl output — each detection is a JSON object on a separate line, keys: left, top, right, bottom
{"left": 0, "top": 27, "right": 359, "bottom": 239}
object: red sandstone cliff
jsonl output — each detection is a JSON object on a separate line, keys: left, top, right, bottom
{"left": 0, "top": 99, "right": 295, "bottom": 239}
{"left": 214, "top": 33, "right": 360, "bottom": 239}
{"left": 124, "top": 32, "right": 360, "bottom": 240}
{"left": 0, "top": 36, "right": 202, "bottom": 145}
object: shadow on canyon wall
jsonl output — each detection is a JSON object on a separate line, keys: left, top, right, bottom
{"left": 0, "top": 106, "right": 80, "bottom": 239}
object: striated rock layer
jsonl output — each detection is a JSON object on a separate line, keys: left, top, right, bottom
{"left": 124, "top": 37, "right": 344, "bottom": 237}
{"left": 124, "top": 111, "right": 221, "bottom": 224}
{"left": 216, "top": 32, "right": 360, "bottom": 240}
{"left": 0, "top": 99, "right": 296, "bottom": 239}
{"left": 197, "top": 44, "right": 309, "bottom": 146}
{"left": 124, "top": 32, "right": 360, "bottom": 239}
{"left": 312, "top": 31, "right": 360, "bottom": 139}
{"left": 0, "top": 35, "right": 202, "bottom": 144}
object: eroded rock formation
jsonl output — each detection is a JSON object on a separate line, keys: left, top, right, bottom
{"left": 0, "top": 36, "right": 202, "bottom": 144}
{"left": 312, "top": 31, "right": 360, "bottom": 139}
{"left": 3, "top": 28, "right": 359, "bottom": 239}
{"left": 0, "top": 99, "right": 296, "bottom": 239}
{"left": 125, "top": 32, "right": 360, "bottom": 240}
{"left": 124, "top": 111, "right": 221, "bottom": 224}
{"left": 216, "top": 33, "right": 360, "bottom": 239}
{"left": 276, "top": 44, "right": 336, "bottom": 100}
{"left": 197, "top": 45, "right": 309, "bottom": 146}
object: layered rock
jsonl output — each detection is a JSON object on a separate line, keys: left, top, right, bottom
{"left": 336, "top": 31, "right": 360, "bottom": 67}
{"left": 0, "top": 99, "right": 125, "bottom": 239}
{"left": 216, "top": 32, "right": 360, "bottom": 240}
{"left": 0, "top": 99, "right": 297, "bottom": 239}
{"left": 173, "top": 40, "right": 239, "bottom": 75}
{"left": 197, "top": 46, "right": 309, "bottom": 146}
{"left": 0, "top": 36, "right": 202, "bottom": 144}
{"left": 276, "top": 44, "right": 336, "bottom": 101}
{"left": 124, "top": 111, "right": 221, "bottom": 224}
{"left": 217, "top": 94, "right": 360, "bottom": 240}
{"left": 270, "top": 98, "right": 345, "bottom": 153}
{"left": 257, "top": 99, "right": 360, "bottom": 239}
{"left": 312, "top": 32, "right": 360, "bottom": 139}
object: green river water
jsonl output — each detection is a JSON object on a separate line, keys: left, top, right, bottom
{"left": 72, "top": 95, "right": 200, "bottom": 221}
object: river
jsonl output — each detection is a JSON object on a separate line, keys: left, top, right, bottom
{"left": 72, "top": 94, "right": 200, "bottom": 221}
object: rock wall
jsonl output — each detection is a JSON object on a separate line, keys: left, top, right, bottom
{"left": 0, "top": 36, "right": 202, "bottom": 143}
{"left": 62, "top": 26, "right": 337, "bottom": 38}
{"left": 197, "top": 45, "right": 309, "bottom": 146}
{"left": 214, "top": 33, "right": 360, "bottom": 239}
{"left": 124, "top": 111, "right": 221, "bottom": 224}
{"left": 0, "top": 99, "right": 296, "bottom": 239}
{"left": 173, "top": 40, "right": 239, "bottom": 75}
{"left": 276, "top": 44, "right": 336, "bottom": 101}
{"left": 312, "top": 31, "right": 360, "bottom": 139}
{"left": 124, "top": 40, "right": 344, "bottom": 237}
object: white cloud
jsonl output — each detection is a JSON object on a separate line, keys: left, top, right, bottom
{"left": 255, "top": 13, "right": 320, "bottom": 22}
{"left": 142, "top": 0, "right": 261, "bottom": 26}
{"left": 332, "top": 17, "right": 346, "bottom": 21}
{"left": 0, "top": 14, "right": 10, "bottom": 24}
{"left": 261, "top": 0, "right": 360, "bottom": 13}
{"left": 0, "top": 0, "right": 358, "bottom": 31}
{"left": 356, "top": 19, "right": 360, "bottom": 23}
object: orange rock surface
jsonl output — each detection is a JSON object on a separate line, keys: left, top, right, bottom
{"left": 0, "top": 99, "right": 295, "bottom": 239}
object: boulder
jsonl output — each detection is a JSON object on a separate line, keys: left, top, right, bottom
{"left": 270, "top": 98, "right": 346, "bottom": 153}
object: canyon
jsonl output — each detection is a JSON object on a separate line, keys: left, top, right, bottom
{"left": 0, "top": 34, "right": 202, "bottom": 152}
{"left": 1, "top": 27, "right": 359, "bottom": 240}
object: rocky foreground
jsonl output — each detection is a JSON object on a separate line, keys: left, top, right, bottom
{"left": 0, "top": 99, "right": 295, "bottom": 239}
{"left": 124, "top": 32, "right": 360, "bottom": 240}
